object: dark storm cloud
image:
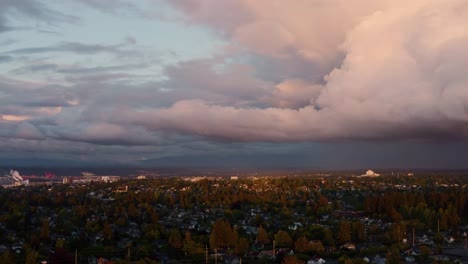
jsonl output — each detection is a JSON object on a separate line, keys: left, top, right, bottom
{"left": 57, "top": 63, "right": 148, "bottom": 74}
{"left": 0, "top": 55, "right": 12, "bottom": 63}
{"left": 0, "top": 83, "right": 75, "bottom": 109}
{"left": 13, "top": 63, "right": 59, "bottom": 73}
{"left": 159, "top": 59, "right": 273, "bottom": 107}
{"left": 10, "top": 62, "right": 149, "bottom": 81}
{"left": 76, "top": 0, "right": 143, "bottom": 15}
{"left": 64, "top": 73, "right": 142, "bottom": 83}
{"left": 0, "top": 78, "right": 75, "bottom": 125}
{"left": 5, "top": 42, "right": 139, "bottom": 57}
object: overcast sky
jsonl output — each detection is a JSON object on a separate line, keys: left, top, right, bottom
{"left": 1, "top": 0, "right": 468, "bottom": 169}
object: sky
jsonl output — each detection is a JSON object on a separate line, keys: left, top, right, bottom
{"left": 1, "top": 0, "right": 468, "bottom": 169}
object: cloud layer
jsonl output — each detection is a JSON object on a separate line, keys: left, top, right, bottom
{"left": 1, "top": 0, "right": 468, "bottom": 166}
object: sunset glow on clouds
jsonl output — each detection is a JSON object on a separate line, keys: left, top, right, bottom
{"left": 1, "top": 0, "right": 468, "bottom": 168}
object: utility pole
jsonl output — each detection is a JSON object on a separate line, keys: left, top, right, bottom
{"left": 205, "top": 245, "right": 208, "bottom": 264}
{"left": 273, "top": 240, "right": 276, "bottom": 256}
{"left": 127, "top": 243, "right": 131, "bottom": 263}
{"left": 215, "top": 248, "right": 217, "bottom": 264}
{"left": 465, "top": 234, "right": 467, "bottom": 249}
{"left": 75, "top": 249, "right": 77, "bottom": 264}
{"left": 463, "top": 232, "right": 467, "bottom": 249}
{"left": 412, "top": 228, "right": 415, "bottom": 247}
{"left": 397, "top": 225, "right": 400, "bottom": 243}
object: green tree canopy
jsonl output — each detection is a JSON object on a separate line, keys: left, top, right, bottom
{"left": 168, "top": 228, "right": 183, "bottom": 249}
{"left": 275, "top": 230, "right": 293, "bottom": 248}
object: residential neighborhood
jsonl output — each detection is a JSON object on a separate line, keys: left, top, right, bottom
{"left": 0, "top": 171, "right": 467, "bottom": 263}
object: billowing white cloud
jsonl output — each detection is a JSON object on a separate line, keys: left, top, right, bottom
{"left": 268, "top": 79, "right": 322, "bottom": 109}
{"left": 146, "top": 0, "right": 468, "bottom": 141}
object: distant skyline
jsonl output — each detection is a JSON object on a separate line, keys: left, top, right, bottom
{"left": 1, "top": 0, "right": 468, "bottom": 169}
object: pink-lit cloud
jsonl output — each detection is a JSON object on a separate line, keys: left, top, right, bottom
{"left": 111, "top": 0, "right": 466, "bottom": 142}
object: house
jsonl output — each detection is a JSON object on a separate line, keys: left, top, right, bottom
{"left": 94, "top": 233, "right": 104, "bottom": 244}
{"left": 417, "top": 234, "right": 434, "bottom": 246}
{"left": 0, "top": 244, "right": 8, "bottom": 253}
{"left": 307, "top": 257, "right": 326, "bottom": 264}
{"left": 362, "top": 170, "right": 380, "bottom": 177}
{"left": 445, "top": 236, "right": 455, "bottom": 244}
{"left": 209, "top": 252, "right": 224, "bottom": 261}
{"left": 257, "top": 250, "right": 275, "bottom": 260}
{"left": 289, "top": 222, "right": 303, "bottom": 230}
{"left": 243, "top": 226, "right": 257, "bottom": 235}
{"left": 97, "top": 257, "right": 113, "bottom": 264}
{"left": 12, "top": 243, "right": 23, "bottom": 254}
{"left": 252, "top": 243, "right": 264, "bottom": 251}
{"left": 224, "top": 255, "right": 241, "bottom": 264}
{"left": 430, "top": 255, "right": 450, "bottom": 262}
{"left": 341, "top": 242, "right": 356, "bottom": 251}
{"left": 127, "top": 228, "right": 141, "bottom": 239}
{"left": 277, "top": 248, "right": 294, "bottom": 256}
{"left": 115, "top": 186, "right": 128, "bottom": 193}
{"left": 372, "top": 255, "right": 386, "bottom": 264}
{"left": 405, "top": 248, "right": 420, "bottom": 256}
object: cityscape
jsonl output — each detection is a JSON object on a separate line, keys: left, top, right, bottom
{"left": 0, "top": 168, "right": 467, "bottom": 263}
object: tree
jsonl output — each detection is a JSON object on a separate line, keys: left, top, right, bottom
{"left": 275, "top": 230, "right": 293, "bottom": 248}
{"left": 55, "top": 238, "right": 65, "bottom": 248}
{"left": 389, "top": 223, "right": 403, "bottom": 243}
{"left": 150, "top": 211, "right": 159, "bottom": 225}
{"left": 352, "top": 222, "right": 366, "bottom": 242}
{"left": 183, "top": 231, "right": 204, "bottom": 255}
{"left": 433, "top": 232, "right": 443, "bottom": 245}
{"left": 209, "top": 220, "right": 237, "bottom": 249}
{"left": 390, "top": 208, "right": 403, "bottom": 223}
{"left": 234, "top": 237, "right": 249, "bottom": 256}
{"left": 282, "top": 255, "right": 303, "bottom": 264}
{"left": 115, "top": 215, "right": 127, "bottom": 227}
{"left": 309, "top": 241, "right": 325, "bottom": 254}
{"left": 40, "top": 218, "right": 50, "bottom": 242}
{"left": 386, "top": 246, "right": 402, "bottom": 264}
{"left": 49, "top": 248, "right": 74, "bottom": 264}
{"left": 102, "top": 221, "right": 113, "bottom": 241}
{"left": 419, "top": 246, "right": 430, "bottom": 263}
{"left": 338, "top": 255, "right": 351, "bottom": 264}
{"left": 294, "top": 236, "right": 310, "bottom": 253}
{"left": 256, "top": 225, "right": 270, "bottom": 244}
{"left": 29, "top": 234, "right": 40, "bottom": 249}
{"left": 85, "top": 219, "right": 100, "bottom": 234}
{"left": 25, "top": 246, "right": 39, "bottom": 264}
{"left": 323, "top": 228, "right": 335, "bottom": 246}
{"left": 336, "top": 221, "right": 351, "bottom": 244}
{"left": 0, "top": 251, "right": 15, "bottom": 264}
{"left": 127, "top": 203, "right": 140, "bottom": 219}
{"left": 253, "top": 214, "right": 265, "bottom": 227}
{"left": 168, "top": 229, "right": 183, "bottom": 249}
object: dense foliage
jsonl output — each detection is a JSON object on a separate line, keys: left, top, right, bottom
{"left": 0, "top": 174, "right": 466, "bottom": 263}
